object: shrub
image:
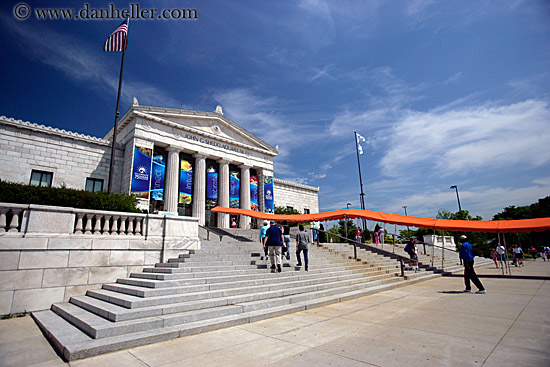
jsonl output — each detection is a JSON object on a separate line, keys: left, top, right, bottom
{"left": 0, "top": 180, "right": 140, "bottom": 213}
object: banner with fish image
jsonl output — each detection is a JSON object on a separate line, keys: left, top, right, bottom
{"left": 206, "top": 165, "right": 218, "bottom": 210}
{"left": 250, "top": 175, "right": 259, "bottom": 211}
{"left": 149, "top": 151, "right": 166, "bottom": 201}
{"left": 179, "top": 159, "right": 193, "bottom": 206}
{"left": 229, "top": 171, "right": 240, "bottom": 208}
{"left": 264, "top": 175, "right": 274, "bottom": 214}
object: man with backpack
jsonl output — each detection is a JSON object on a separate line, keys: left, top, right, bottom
{"left": 404, "top": 238, "right": 419, "bottom": 272}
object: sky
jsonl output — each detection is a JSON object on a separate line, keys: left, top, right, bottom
{"left": 1, "top": 0, "right": 549, "bottom": 222}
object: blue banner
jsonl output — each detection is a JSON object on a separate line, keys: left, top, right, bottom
{"left": 150, "top": 152, "right": 165, "bottom": 201}
{"left": 131, "top": 146, "right": 152, "bottom": 199}
{"left": 206, "top": 165, "right": 218, "bottom": 210}
{"left": 264, "top": 175, "right": 274, "bottom": 214}
{"left": 179, "top": 159, "right": 193, "bottom": 205}
{"left": 250, "top": 175, "right": 259, "bottom": 211}
{"left": 229, "top": 171, "right": 240, "bottom": 208}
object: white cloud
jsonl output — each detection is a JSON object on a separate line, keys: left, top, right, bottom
{"left": 380, "top": 99, "right": 550, "bottom": 177}
{"left": 384, "top": 179, "right": 550, "bottom": 220}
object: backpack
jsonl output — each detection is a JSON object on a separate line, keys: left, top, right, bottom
{"left": 404, "top": 244, "right": 409, "bottom": 253}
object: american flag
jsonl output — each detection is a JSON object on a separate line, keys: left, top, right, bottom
{"left": 103, "top": 18, "right": 129, "bottom": 52}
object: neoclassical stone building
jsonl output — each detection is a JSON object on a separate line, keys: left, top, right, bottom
{"left": 0, "top": 100, "right": 319, "bottom": 228}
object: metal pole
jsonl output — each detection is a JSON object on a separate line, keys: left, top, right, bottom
{"left": 107, "top": 47, "right": 127, "bottom": 193}
{"left": 431, "top": 227, "right": 435, "bottom": 268}
{"left": 450, "top": 185, "right": 462, "bottom": 212}
{"left": 354, "top": 132, "right": 367, "bottom": 232}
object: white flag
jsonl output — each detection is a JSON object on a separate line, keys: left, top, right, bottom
{"left": 356, "top": 133, "right": 366, "bottom": 155}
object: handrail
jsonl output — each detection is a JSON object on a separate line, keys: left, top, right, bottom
{"left": 199, "top": 225, "right": 223, "bottom": 241}
{"left": 313, "top": 228, "right": 411, "bottom": 277}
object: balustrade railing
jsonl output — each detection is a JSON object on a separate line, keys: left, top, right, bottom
{"left": 72, "top": 212, "right": 145, "bottom": 236}
{"left": 0, "top": 203, "right": 146, "bottom": 236}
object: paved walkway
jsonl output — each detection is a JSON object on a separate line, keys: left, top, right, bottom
{"left": 1, "top": 260, "right": 549, "bottom": 367}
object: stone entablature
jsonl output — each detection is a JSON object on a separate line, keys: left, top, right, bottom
{"left": 0, "top": 202, "right": 199, "bottom": 315}
{"left": 0, "top": 116, "right": 110, "bottom": 146}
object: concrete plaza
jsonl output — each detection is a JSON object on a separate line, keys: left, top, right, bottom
{"left": 1, "top": 259, "right": 549, "bottom": 367}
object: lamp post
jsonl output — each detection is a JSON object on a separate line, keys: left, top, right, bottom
{"left": 450, "top": 185, "right": 462, "bottom": 212}
{"left": 345, "top": 203, "right": 351, "bottom": 239}
{"left": 402, "top": 205, "right": 409, "bottom": 231}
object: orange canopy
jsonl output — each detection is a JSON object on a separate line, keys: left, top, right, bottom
{"left": 211, "top": 207, "right": 550, "bottom": 233}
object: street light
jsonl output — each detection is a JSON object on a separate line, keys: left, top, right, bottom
{"left": 345, "top": 203, "right": 352, "bottom": 239}
{"left": 402, "top": 205, "right": 409, "bottom": 231}
{"left": 450, "top": 185, "right": 462, "bottom": 212}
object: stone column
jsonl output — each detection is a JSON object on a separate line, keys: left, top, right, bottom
{"left": 164, "top": 147, "right": 180, "bottom": 214}
{"left": 239, "top": 165, "right": 251, "bottom": 229}
{"left": 192, "top": 154, "right": 206, "bottom": 226}
{"left": 258, "top": 169, "right": 265, "bottom": 213}
{"left": 217, "top": 159, "right": 230, "bottom": 228}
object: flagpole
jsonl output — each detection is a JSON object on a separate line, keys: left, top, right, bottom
{"left": 107, "top": 44, "right": 126, "bottom": 193}
{"left": 354, "top": 131, "right": 367, "bottom": 233}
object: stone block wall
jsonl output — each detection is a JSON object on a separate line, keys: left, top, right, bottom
{"left": 274, "top": 178, "right": 319, "bottom": 214}
{"left": 0, "top": 203, "right": 200, "bottom": 315}
{"left": 0, "top": 116, "right": 124, "bottom": 192}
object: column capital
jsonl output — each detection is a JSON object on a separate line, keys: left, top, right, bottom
{"left": 217, "top": 158, "right": 230, "bottom": 165}
{"left": 166, "top": 146, "right": 181, "bottom": 153}
{"left": 193, "top": 153, "right": 206, "bottom": 159}
{"left": 239, "top": 164, "right": 252, "bottom": 169}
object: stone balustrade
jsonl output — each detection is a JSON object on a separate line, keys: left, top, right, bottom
{"left": 0, "top": 202, "right": 200, "bottom": 316}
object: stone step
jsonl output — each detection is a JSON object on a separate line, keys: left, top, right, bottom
{"left": 56, "top": 274, "right": 403, "bottom": 340}
{"left": 89, "top": 271, "right": 397, "bottom": 311}
{"left": 72, "top": 273, "right": 397, "bottom": 324}
{"left": 33, "top": 272, "right": 440, "bottom": 361}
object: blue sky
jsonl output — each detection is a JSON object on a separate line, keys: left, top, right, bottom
{"left": 1, "top": 1, "right": 549, "bottom": 221}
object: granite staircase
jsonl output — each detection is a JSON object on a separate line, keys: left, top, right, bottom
{"left": 33, "top": 237, "right": 440, "bottom": 361}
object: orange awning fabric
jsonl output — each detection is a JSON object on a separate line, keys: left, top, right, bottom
{"left": 211, "top": 207, "right": 550, "bottom": 233}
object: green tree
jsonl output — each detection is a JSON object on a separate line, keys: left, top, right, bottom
{"left": 493, "top": 196, "right": 550, "bottom": 250}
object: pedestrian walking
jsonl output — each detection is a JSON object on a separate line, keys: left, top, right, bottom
{"left": 264, "top": 220, "right": 285, "bottom": 273}
{"left": 512, "top": 244, "right": 524, "bottom": 267}
{"left": 354, "top": 227, "right": 362, "bottom": 243}
{"left": 282, "top": 220, "right": 291, "bottom": 261}
{"left": 496, "top": 243, "right": 506, "bottom": 268}
{"left": 529, "top": 246, "right": 538, "bottom": 261}
{"left": 379, "top": 227, "right": 385, "bottom": 245}
{"left": 295, "top": 224, "right": 309, "bottom": 271}
{"left": 259, "top": 220, "right": 269, "bottom": 260}
{"left": 459, "top": 235, "right": 486, "bottom": 294}
{"left": 405, "top": 238, "right": 419, "bottom": 272}
{"left": 491, "top": 249, "right": 498, "bottom": 268}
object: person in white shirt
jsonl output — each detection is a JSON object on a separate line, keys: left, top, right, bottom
{"left": 496, "top": 244, "right": 506, "bottom": 268}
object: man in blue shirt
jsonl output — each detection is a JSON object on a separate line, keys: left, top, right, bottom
{"left": 459, "top": 235, "right": 486, "bottom": 294}
{"left": 264, "top": 220, "right": 285, "bottom": 272}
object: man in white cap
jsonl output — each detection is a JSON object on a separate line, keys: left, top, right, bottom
{"left": 459, "top": 235, "right": 486, "bottom": 294}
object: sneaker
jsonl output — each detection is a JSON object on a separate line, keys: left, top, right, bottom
{"left": 270, "top": 265, "right": 276, "bottom": 270}
{"left": 463, "top": 289, "right": 471, "bottom": 293}
{"left": 476, "top": 290, "right": 486, "bottom": 294}
{"left": 305, "top": 267, "right": 308, "bottom": 271}
{"left": 277, "top": 265, "right": 282, "bottom": 273}
{"left": 296, "top": 263, "right": 302, "bottom": 267}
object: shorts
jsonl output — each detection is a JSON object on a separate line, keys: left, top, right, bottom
{"left": 515, "top": 253, "right": 523, "bottom": 259}
{"left": 497, "top": 254, "right": 505, "bottom": 261}
{"left": 409, "top": 254, "right": 418, "bottom": 262}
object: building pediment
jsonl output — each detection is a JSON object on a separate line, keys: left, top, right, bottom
{"left": 113, "top": 104, "right": 278, "bottom": 157}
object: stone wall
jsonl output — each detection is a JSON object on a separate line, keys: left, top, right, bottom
{"left": 0, "top": 116, "right": 124, "bottom": 192}
{"left": 273, "top": 178, "right": 319, "bottom": 214}
{"left": 0, "top": 203, "right": 200, "bottom": 315}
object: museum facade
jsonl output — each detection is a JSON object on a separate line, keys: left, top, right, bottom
{"left": 0, "top": 99, "right": 319, "bottom": 228}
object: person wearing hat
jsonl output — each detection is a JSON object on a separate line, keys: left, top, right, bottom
{"left": 458, "top": 235, "right": 486, "bottom": 294}
{"left": 259, "top": 220, "right": 270, "bottom": 260}
{"left": 264, "top": 220, "right": 285, "bottom": 272}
